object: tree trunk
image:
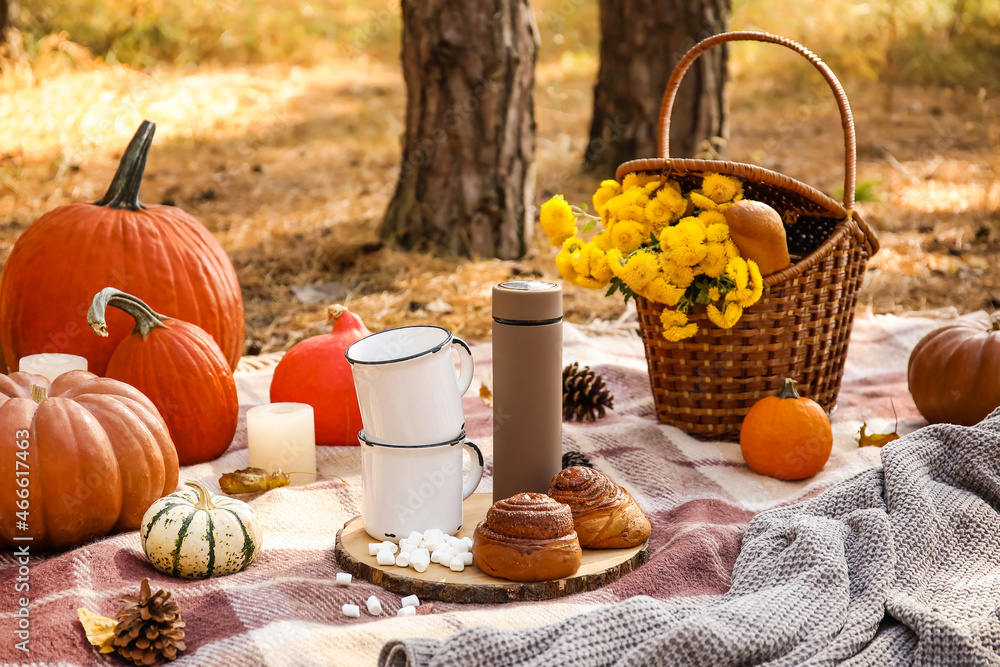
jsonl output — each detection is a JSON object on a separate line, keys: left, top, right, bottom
{"left": 585, "top": 0, "right": 730, "bottom": 177}
{"left": 381, "top": 0, "right": 538, "bottom": 259}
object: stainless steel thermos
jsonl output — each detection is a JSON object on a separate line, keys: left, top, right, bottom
{"left": 491, "top": 280, "right": 563, "bottom": 502}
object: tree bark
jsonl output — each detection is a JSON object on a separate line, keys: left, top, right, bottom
{"left": 381, "top": 0, "right": 538, "bottom": 259}
{"left": 585, "top": 0, "right": 730, "bottom": 177}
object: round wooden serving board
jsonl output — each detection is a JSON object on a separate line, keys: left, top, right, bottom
{"left": 334, "top": 493, "right": 649, "bottom": 603}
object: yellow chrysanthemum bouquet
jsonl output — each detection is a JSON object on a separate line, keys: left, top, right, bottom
{"left": 539, "top": 172, "right": 764, "bottom": 341}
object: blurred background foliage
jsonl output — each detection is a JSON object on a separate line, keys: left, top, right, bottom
{"left": 9, "top": 0, "right": 1000, "bottom": 92}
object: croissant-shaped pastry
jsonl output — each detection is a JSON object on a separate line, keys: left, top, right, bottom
{"left": 548, "top": 466, "right": 651, "bottom": 548}
{"left": 472, "top": 492, "right": 582, "bottom": 582}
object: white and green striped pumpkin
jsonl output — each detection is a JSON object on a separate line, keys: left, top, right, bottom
{"left": 140, "top": 479, "right": 262, "bottom": 579}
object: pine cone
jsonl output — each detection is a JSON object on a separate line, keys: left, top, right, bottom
{"left": 563, "top": 362, "right": 614, "bottom": 422}
{"left": 106, "top": 578, "right": 186, "bottom": 666}
{"left": 562, "top": 451, "right": 594, "bottom": 469}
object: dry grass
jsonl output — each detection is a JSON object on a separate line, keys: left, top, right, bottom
{"left": 1, "top": 2, "right": 999, "bottom": 354}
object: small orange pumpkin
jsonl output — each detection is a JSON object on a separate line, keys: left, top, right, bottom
{"left": 88, "top": 288, "right": 239, "bottom": 466}
{"left": 907, "top": 313, "right": 1000, "bottom": 425}
{"left": 739, "top": 379, "right": 833, "bottom": 480}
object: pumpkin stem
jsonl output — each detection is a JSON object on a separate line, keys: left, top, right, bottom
{"left": 777, "top": 378, "right": 800, "bottom": 400}
{"left": 327, "top": 304, "right": 348, "bottom": 324}
{"left": 94, "top": 120, "right": 155, "bottom": 211}
{"left": 30, "top": 384, "right": 47, "bottom": 404}
{"left": 185, "top": 479, "right": 217, "bottom": 511}
{"left": 990, "top": 313, "right": 1000, "bottom": 332}
{"left": 88, "top": 288, "right": 169, "bottom": 340}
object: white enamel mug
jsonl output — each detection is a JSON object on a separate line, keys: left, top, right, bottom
{"left": 359, "top": 429, "right": 484, "bottom": 542}
{"left": 345, "top": 325, "right": 474, "bottom": 445}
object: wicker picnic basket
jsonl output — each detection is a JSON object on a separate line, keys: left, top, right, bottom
{"left": 617, "top": 31, "right": 879, "bottom": 441}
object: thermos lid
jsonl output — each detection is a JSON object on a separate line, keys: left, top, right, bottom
{"left": 492, "top": 280, "right": 563, "bottom": 323}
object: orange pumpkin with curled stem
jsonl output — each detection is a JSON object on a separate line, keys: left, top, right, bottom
{"left": 908, "top": 313, "right": 1000, "bottom": 426}
{"left": 88, "top": 287, "right": 239, "bottom": 466}
{"left": 739, "top": 379, "right": 833, "bottom": 480}
{"left": 0, "top": 371, "right": 178, "bottom": 551}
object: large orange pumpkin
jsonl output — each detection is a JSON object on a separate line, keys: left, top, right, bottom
{"left": 0, "top": 370, "right": 179, "bottom": 551}
{"left": 0, "top": 120, "right": 244, "bottom": 375}
{"left": 89, "top": 288, "right": 239, "bottom": 466}
{"left": 908, "top": 313, "right": 1000, "bottom": 426}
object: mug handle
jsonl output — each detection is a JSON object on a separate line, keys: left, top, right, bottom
{"left": 452, "top": 337, "right": 475, "bottom": 397}
{"left": 461, "top": 441, "right": 485, "bottom": 500}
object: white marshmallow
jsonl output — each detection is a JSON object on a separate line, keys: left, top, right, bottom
{"left": 459, "top": 552, "right": 474, "bottom": 566}
{"left": 398, "top": 540, "right": 416, "bottom": 553}
{"left": 406, "top": 531, "right": 423, "bottom": 543}
{"left": 430, "top": 550, "right": 441, "bottom": 564}
{"left": 411, "top": 554, "right": 430, "bottom": 573}
{"left": 342, "top": 604, "right": 360, "bottom": 618}
{"left": 438, "top": 553, "right": 453, "bottom": 568}
{"left": 335, "top": 572, "right": 352, "bottom": 585}
{"left": 368, "top": 543, "right": 381, "bottom": 556}
{"left": 401, "top": 595, "right": 420, "bottom": 608}
{"left": 460, "top": 536, "right": 473, "bottom": 548}
{"left": 376, "top": 551, "right": 396, "bottom": 566}
{"left": 452, "top": 542, "right": 471, "bottom": 554}
{"left": 423, "top": 528, "right": 443, "bottom": 541}
{"left": 410, "top": 547, "right": 429, "bottom": 560}
{"left": 449, "top": 559, "right": 465, "bottom": 572}
{"left": 396, "top": 606, "right": 416, "bottom": 617}
{"left": 366, "top": 595, "right": 383, "bottom": 616}
{"left": 395, "top": 552, "right": 411, "bottom": 568}
{"left": 379, "top": 541, "right": 398, "bottom": 554}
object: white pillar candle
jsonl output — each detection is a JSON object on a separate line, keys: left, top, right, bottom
{"left": 246, "top": 403, "right": 317, "bottom": 486}
{"left": 17, "top": 354, "right": 88, "bottom": 382}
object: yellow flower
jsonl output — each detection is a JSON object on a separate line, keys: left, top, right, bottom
{"left": 669, "top": 241, "right": 708, "bottom": 268}
{"left": 661, "top": 258, "right": 696, "bottom": 288}
{"left": 729, "top": 259, "right": 764, "bottom": 307}
{"left": 727, "top": 257, "right": 750, "bottom": 290}
{"left": 642, "top": 276, "right": 686, "bottom": 306}
{"left": 708, "top": 287, "right": 721, "bottom": 302}
{"left": 698, "top": 210, "right": 726, "bottom": 228}
{"left": 562, "top": 236, "right": 584, "bottom": 254}
{"left": 622, "top": 172, "right": 660, "bottom": 191}
{"left": 593, "top": 231, "right": 613, "bottom": 252}
{"left": 707, "top": 301, "right": 743, "bottom": 329}
{"left": 592, "top": 180, "right": 621, "bottom": 213}
{"left": 620, "top": 251, "right": 660, "bottom": 292}
{"left": 723, "top": 239, "right": 741, "bottom": 260}
{"left": 701, "top": 173, "right": 744, "bottom": 204}
{"left": 572, "top": 242, "right": 613, "bottom": 287}
{"left": 697, "top": 242, "right": 729, "bottom": 278}
{"left": 689, "top": 191, "right": 719, "bottom": 211}
{"left": 555, "top": 249, "right": 579, "bottom": 282}
{"left": 660, "top": 309, "right": 699, "bottom": 342}
{"left": 540, "top": 195, "right": 578, "bottom": 246}
{"left": 606, "top": 248, "right": 627, "bottom": 279}
{"left": 645, "top": 187, "right": 687, "bottom": 227}
{"left": 611, "top": 220, "right": 646, "bottom": 254}
{"left": 618, "top": 204, "right": 647, "bottom": 224}
{"left": 705, "top": 222, "right": 730, "bottom": 243}
{"left": 659, "top": 217, "right": 706, "bottom": 250}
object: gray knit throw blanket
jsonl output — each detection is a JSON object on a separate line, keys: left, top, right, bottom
{"left": 379, "top": 410, "right": 1000, "bottom": 666}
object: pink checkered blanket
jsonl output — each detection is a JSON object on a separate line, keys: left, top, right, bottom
{"left": 0, "top": 308, "right": 984, "bottom": 666}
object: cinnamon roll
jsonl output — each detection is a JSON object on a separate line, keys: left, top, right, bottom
{"left": 548, "top": 466, "right": 650, "bottom": 548}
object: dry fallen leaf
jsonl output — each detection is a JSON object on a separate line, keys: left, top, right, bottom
{"left": 859, "top": 422, "right": 902, "bottom": 448}
{"left": 479, "top": 383, "right": 493, "bottom": 406}
{"left": 219, "top": 467, "right": 291, "bottom": 494}
{"left": 77, "top": 607, "right": 116, "bottom": 653}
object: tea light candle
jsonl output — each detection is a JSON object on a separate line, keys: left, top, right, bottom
{"left": 17, "top": 354, "right": 88, "bottom": 382}
{"left": 246, "top": 403, "right": 317, "bottom": 486}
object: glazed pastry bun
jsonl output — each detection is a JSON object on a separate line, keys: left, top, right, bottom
{"left": 548, "top": 466, "right": 651, "bottom": 548}
{"left": 472, "top": 492, "right": 582, "bottom": 582}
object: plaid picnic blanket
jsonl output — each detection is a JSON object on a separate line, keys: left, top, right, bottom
{"left": 0, "top": 307, "right": 987, "bottom": 666}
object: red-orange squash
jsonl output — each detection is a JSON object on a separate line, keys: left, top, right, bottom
{"left": 88, "top": 287, "right": 239, "bottom": 466}
{"left": 0, "top": 371, "right": 178, "bottom": 551}
{"left": 0, "top": 120, "right": 244, "bottom": 375}
{"left": 908, "top": 313, "right": 1000, "bottom": 426}
{"left": 739, "top": 379, "right": 833, "bottom": 480}
{"left": 269, "top": 305, "right": 371, "bottom": 445}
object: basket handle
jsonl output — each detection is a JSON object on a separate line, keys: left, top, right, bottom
{"left": 659, "top": 31, "right": 857, "bottom": 213}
